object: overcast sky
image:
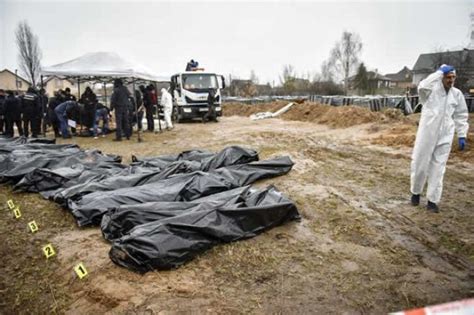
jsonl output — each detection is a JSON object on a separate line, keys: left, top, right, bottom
{"left": 0, "top": 0, "right": 473, "bottom": 84}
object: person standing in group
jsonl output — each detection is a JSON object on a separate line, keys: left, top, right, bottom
{"left": 47, "top": 90, "right": 63, "bottom": 138}
{"left": 160, "top": 88, "right": 173, "bottom": 130}
{"left": 4, "top": 90, "right": 23, "bottom": 137}
{"left": 38, "top": 88, "right": 48, "bottom": 135}
{"left": 80, "top": 87, "right": 98, "bottom": 135}
{"left": 110, "top": 78, "right": 131, "bottom": 141}
{"left": 64, "top": 87, "right": 76, "bottom": 101}
{"left": 410, "top": 65, "right": 469, "bottom": 213}
{"left": 145, "top": 85, "right": 156, "bottom": 132}
{"left": 21, "top": 87, "right": 40, "bottom": 138}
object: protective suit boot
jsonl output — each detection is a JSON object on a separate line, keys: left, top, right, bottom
{"left": 411, "top": 194, "right": 420, "bottom": 206}
{"left": 427, "top": 201, "right": 439, "bottom": 213}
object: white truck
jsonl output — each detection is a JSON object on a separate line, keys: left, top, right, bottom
{"left": 170, "top": 71, "right": 226, "bottom": 122}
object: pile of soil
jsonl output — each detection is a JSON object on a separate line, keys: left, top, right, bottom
{"left": 223, "top": 101, "right": 407, "bottom": 128}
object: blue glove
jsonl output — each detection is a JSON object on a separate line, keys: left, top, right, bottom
{"left": 439, "top": 64, "right": 454, "bottom": 74}
{"left": 459, "top": 137, "right": 466, "bottom": 151}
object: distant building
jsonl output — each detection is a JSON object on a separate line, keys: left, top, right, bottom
{"left": 347, "top": 70, "right": 392, "bottom": 91}
{"left": 43, "top": 76, "right": 77, "bottom": 97}
{"left": 385, "top": 66, "right": 413, "bottom": 89}
{"left": 412, "top": 49, "right": 474, "bottom": 92}
{"left": 0, "top": 69, "right": 31, "bottom": 92}
{"left": 228, "top": 79, "right": 256, "bottom": 97}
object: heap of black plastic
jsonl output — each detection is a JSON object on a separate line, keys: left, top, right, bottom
{"left": 68, "top": 156, "right": 293, "bottom": 227}
{"left": 15, "top": 161, "right": 128, "bottom": 194}
{"left": 108, "top": 185, "right": 300, "bottom": 273}
{"left": 0, "top": 147, "right": 121, "bottom": 184}
{"left": 52, "top": 147, "right": 256, "bottom": 203}
{"left": 101, "top": 186, "right": 251, "bottom": 241}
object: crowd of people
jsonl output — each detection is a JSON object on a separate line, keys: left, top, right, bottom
{"left": 0, "top": 81, "right": 174, "bottom": 140}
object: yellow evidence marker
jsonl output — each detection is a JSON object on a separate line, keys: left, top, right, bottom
{"left": 13, "top": 207, "right": 21, "bottom": 219}
{"left": 42, "top": 244, "right": 56, "bottom": 258}
{"left": 74, "top": 263, "right": 88, "bottom": 279}
{"left": 28, "top": 221, "right": 39, "bottom": 233}
{"left": 7, "top": 199, "right": 15, "bottom": 209}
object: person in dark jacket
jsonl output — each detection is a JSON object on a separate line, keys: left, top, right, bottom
{"left": 64, "top": 87, "right": 76, "bottom": 101}
{"left": 54, "top": 100, "right": 79, "bottom": 139}
{"left": 80, "top": 87, "right": 98, "bottom": 134}
{"left": 0, "top": 89, "right": 5, "bottom": 135}
{"left": 141, "top": 85, "right": 154, "bottom": 132}
{"left": 110, "top": 78, "right": 131, "bottom": 141}
{"left": 131, "top": 89, "right": 144, "bottom": 131}
{"left": 38, "top": 88, "right": 48, "bottom": 135}
{"left": 21, "top": 87, "right": 40, "bottom": 137}
{"left": 204, "top": 88, "right": 218, "bottom": 122}
{"left": 47, "top": 90, "right": 63, "bottom": 137}
{"left": 4, "top": 90, "right": 23, "bottom": 137}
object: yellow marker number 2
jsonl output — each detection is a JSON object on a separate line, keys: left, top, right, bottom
{"left": 7, "top": 199, "right": 15, "bottom": 209}
{"left": 28, "top": 221, "right": 39, "bottom": 233}
{"left": 74, "top": 263, "right": 88, "bottom": 279}
{"left": 13, "top": 207, "right": 21, "bottom": 219}
{"left": 43, "top": 244, "right": 56, "bottom": 259}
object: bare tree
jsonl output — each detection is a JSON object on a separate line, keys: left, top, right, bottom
{"left": 15, "top": 21, "right": 42, "bottom": 87}
{"left": 320, "top": 60, "right": 334, "bottom": 82}
{"left": 327, "top": 31, "right": 363, "bottom": 94}
{"left": 249, "top": 70, "right": 259, "bottom": 84}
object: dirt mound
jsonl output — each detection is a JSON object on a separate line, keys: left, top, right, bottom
{"left": 371, "top": 124, "right": 417, "bottom": 147}
{"left": 223, "top": 102, "right": 407, "bottom": 128}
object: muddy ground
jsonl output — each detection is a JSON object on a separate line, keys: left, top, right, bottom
{"left": 1, "top": 102, "right": 473, "bottom": 314}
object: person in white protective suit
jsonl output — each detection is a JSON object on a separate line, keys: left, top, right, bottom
{"left": 410, "top": 64, "right": 469, "bottom": 212}
{"left": 160, "top": 88, "right": 173, "bottom": 130}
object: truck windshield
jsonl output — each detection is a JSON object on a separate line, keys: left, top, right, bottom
{"left": 182, "top": 74, "right": 218, "bottom": 91}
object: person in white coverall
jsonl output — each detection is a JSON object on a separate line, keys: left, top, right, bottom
{"left": 160, "top": 88, "right": 173, "bottom": 130}
{"left": 410, "top": 65, "right": 469, "bottom": 212}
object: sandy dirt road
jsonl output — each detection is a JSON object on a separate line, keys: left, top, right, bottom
{"left": 1, "top": 104, "right": 472, "bottom": 314}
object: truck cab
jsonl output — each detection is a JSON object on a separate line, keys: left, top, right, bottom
{"left": 170, "top": 71, "right": 225, "bottom": 122}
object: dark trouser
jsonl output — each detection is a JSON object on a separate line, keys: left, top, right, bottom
{"left": 5, "top": 118, "right": 23, "bottom": 137}
{"left": 0, "top": 116, "right": 4, "bottom": 134}
{"left": 23, "top": 117, "right": 39, "bottom": 137}
{"left": 115, "top": 108, "right": 130, "bottom": 140}
{"left": 204, "top": 104, "right": 217, "bottom": 122}
{"left": 145, "top": 106, "right": 154, "bottom": 131}
{"left": 136, "top": 111, "right": 144, "bottom": 130}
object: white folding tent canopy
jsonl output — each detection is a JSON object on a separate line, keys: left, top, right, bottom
{"left": 41, "top": 51, "right": 169, "bottom": 82}
{"left": 41, "top": 52, "right": 169, "bottom": 136}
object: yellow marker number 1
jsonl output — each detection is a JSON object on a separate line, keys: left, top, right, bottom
{"left": 13, "top": 207, "right": 21, "bottom": 219}
{"left": 43, "top": 244, "right": 56, "bottom": 259}
{"left": 28, "top": 221, "right": 39, "bottom": 233}
{"left": 7, "top": 199, "right": 15, "bottom": 209}
{"left": 74, "top": 263, "right": 88, "bottom": 279}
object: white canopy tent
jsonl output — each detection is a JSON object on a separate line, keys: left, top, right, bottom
{"left": 41, "top": 52, "right": 169, "bottom": 137}
{"left": 41, "top": 51, "right": 169, "bottom": 82}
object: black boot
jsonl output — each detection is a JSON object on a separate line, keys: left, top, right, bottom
{"left": 411, "top": 194, "right": 420, "bottom": 206}
{"left": 427, "top": 201, "right": 439, "bottom": 213}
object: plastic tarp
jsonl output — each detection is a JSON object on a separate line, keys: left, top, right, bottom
{"left": 0, "top": 148, "right": 120, "bottom": 184}
{"left": 41, "top": 52, "right": 169, "bottom": 82}
{"left": 101, "top": 186, "right": 251, "bottom": 241}
{"left": 108, "top": 185, "right": 300, "bottom": 273}
{"left": 68, "top": 157, "right": 293, "bottom": 227}
{"left": 47, "top": 146, "right": 257, "bottom": 204}
{"left": 0, "top": 139, "right": 299, "bottom": 273}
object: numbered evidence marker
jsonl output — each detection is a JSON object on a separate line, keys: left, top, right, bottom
{"left": 7, "top": 199, "right": 15, "bottom": 210}
{"left": 28, "top": 220, "right": 39, "bottom": 233}
{"left": 42, "top": 244, "right": 56, "bottom": 259}
{"left": 13, "top": 206, "right": 21, "bottom": 219}
{"left": 74, "top": 263, "right": 88, "bottom": 279}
